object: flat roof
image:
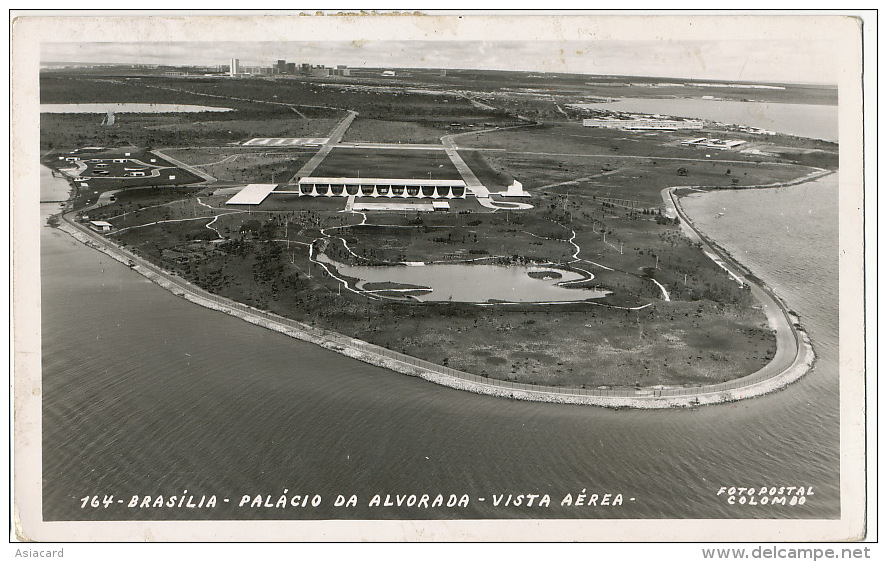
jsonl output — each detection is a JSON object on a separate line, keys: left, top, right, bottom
{"left": 299, "top": 177, "right": 466, "bottom": 187}
{"left": 225, "top": 184, "right": 279, "bottom": 205}
{"left": 243, "top": 137, "right": 330, "bottom": 146}
{"left": 90, "top": 220, "right": 113, "bottom": 227}
{"left": 352, "top": 202, "right": 436, "bottom": 212}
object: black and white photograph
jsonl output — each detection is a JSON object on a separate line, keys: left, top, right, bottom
{"left": 10, "top": 11, "right": 873, "bottom": 547}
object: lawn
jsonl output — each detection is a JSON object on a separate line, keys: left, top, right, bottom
{"left": 311, "top": 147, "right": 461, "bottom": 180}
{"left": 165, "top": 147, "right": 315, "bottom": 183}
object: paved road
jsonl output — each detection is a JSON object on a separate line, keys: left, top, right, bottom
{"left": 152, "top": 149, "right": 217, "bottom": 184}
{"left": 288, "top": 110, "right": 358, "bottom": 183}
{"left": 337, "top": 142, "right": 449, "bottom": 151}
{"left": 439, "top": 123, "right": 539, "bottom": 198}
{"left": 490, "top": 149, "right": 819, "bottom": 166}
{"left": 667, "top": 186, "right": 804, "bottom": 391}
{"left": 440, "top": 133, "right": 489, "bottom": 197}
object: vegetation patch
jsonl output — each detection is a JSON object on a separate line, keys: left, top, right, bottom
{"left": 527, "top": 270, "right": 562, "bottom": 280}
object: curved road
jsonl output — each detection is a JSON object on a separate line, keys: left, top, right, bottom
{"left": 665, "top": 186, "right": 806, "bottom": 390}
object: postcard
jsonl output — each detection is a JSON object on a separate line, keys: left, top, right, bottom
{"left": 10, "top": 11, "right": 872, "bottom": 544}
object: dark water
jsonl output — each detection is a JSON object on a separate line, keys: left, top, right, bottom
{"left": 572, "top": 98, "right": 838, "bottom": 142}
{"left": 321, "top": 257, "right": 608, "bottom": 302}
{"left": 40, "top": 173, "right": 841, "bottom": 521}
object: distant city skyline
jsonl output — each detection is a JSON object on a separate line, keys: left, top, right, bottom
{"left": 40, "top": 40, "right": 839, "bottom": 85}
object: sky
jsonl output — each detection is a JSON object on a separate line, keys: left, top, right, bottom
{"left": 41, "top": 39, "right": 839, "bottom": 85}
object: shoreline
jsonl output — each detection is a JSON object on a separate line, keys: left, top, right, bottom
{"left": 52, "top": 172, "right": 823, "bottom": 409}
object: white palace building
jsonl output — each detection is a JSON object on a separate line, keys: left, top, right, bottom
{"left": 225, "top": 178, "right": 469, "bottom": 206}
{"left": 290, "top": 177, "right": 468, "bottom": 199}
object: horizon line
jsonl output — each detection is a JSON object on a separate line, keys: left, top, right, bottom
{"left": 38, "top": 62, "right": 838, "bottom": 88}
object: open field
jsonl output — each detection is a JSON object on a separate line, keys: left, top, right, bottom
{"left": 162, "top": 147, "right": 315, "bottom": 183}
{"left": 456, "top": 121, "right": 837, "bottom": 169}
{"left": 343, "top": 116, "right": 524, "bottom": 144}
{"left": 483, "top": 153, "right": 814, "bottom": 206}
{"left": 367, "top": 68, "right": 838, "bottom": 106}
{"left": 457, "top": 149, "right": 512, "bottom": 190}
{"left": 40, "top": 111, "right": 340, "bottom": 151}
{"left": 40, "top": 74, "right": 347, "bottom": 150}
{"left": 343, "top": 118, "right": 452, "bottom": 144}
{"left": 41, "top": 74, "right": 491, "bottom": 120}
{"left": 311, "top": 147, "right": 461, "bottom": 179}
{"left": 143, "top": 116, "right": 341, "bottom": 139}
{"left": 241, "top": 194, "right": 349, "bottom": 212}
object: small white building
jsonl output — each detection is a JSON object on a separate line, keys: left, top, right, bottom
{"left": 499, "top": 179, "right": 529, "bottom": 197}
{"left": 680, "top": 137, "right": 747, "bottom": 150}
{"left": 89, "top": 220, "right": 113, "bottom": 232}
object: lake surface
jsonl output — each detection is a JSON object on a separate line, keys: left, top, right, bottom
{"left": 572, "top": 98, "right": 838, "bottom": 142}
{"left": 39, "top": 172, "right": 841, "bottom": 521}
{"left": 319, "top": 256, "right": 608, "bottom": 302}
{"left": 41, "top": 103, "right": 233, "bottom": 113}
{"left": 40, "top": 164, "right": 73, "bottom": 201}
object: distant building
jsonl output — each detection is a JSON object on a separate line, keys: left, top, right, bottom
{"left": 680, "top": 137, "right": 747, "bottom": 150}
{"left": 229, "top": 58, "right": 240, "bottom": 77}
{"left": 583, "top": 118, "right": 703, "bottom": 130}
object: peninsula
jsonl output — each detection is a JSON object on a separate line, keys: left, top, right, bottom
{"left": 41, "top": 65, "right": 837, "bottom": 406}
